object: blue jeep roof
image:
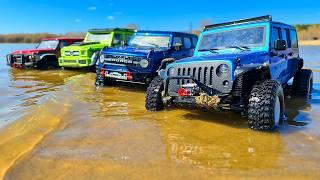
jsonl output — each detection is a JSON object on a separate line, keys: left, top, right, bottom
{"left": 136, "top": 30, "right": 197, "bottom": 37}
{"left": 204, "top": 15, "right": 296, "bottom": 31}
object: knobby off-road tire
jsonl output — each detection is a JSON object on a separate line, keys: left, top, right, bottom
{"left": 248, "top": 80, "right": 285, "bottom": 131}
{"left": 145, "top": 76, "right": 165, "bottom": 111}
{"left": 95, "top": 73, "right": 105, "bottom": 86}
{"left": 38, "top": 57, "right": 59, "bottom": 70}
{"left": 292, "top": 69, "right": 313, "bottom": 96}
{"left": 95, "top": 72, "right": 115, "bottom": 87}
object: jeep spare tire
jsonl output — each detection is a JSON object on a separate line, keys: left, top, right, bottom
{"left": 145, "top": 76, "right": 165, "bottom": 111}
{"left": 248, "top": 80, "right": 285, "bottom": 130}
{"left": 292, "top": 69, "right": 313, "bottom": 96}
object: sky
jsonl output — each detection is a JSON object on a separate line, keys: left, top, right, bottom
{"left": 0, "top": 0, "right": 319, "bottom": 34}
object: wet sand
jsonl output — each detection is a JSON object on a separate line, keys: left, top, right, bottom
{"left": 0, "top": 44, "right": 320, "bottom": 179}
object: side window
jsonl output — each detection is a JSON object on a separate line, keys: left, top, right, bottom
{"left": 113, "top": 34, "right": 122, "bottom": 45}
{"left": 183, "top": 37, "right": 192, "bottom": 49}
{"left": 125, "top": 34, "right": 132, "bottom": 44}
{"left": 173, "top": 36, "right": 182, "bottom": 45}
{"left": 290, "top": 30, "right": 298, "bottom": 48}
{"left": 285, "top": 29, "right": 292, "bottom": 48}
{"left": 192, "top": 37, "right": 198, "bottom": 48}
{"left": 59, "top": 41, "right": 69, "bottom": 49}
{"left": 271, "top": 27, "right": 281, "bottom": 49}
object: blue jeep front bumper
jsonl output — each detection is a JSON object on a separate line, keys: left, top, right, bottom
{"left": 100, "top": 64, "right": 155, "bottom": 83}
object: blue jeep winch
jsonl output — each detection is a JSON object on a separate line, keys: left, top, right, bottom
{"left": 145, "top": 15, "right": 314, "bottom": 131}
{"left": 95, "top": 31, "right": 198, "bottom": 85}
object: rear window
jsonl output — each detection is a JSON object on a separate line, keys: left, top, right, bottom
{"left": 290, "top": 30, "right": 298, "bottom": 48}
{"left": 285, "top": 29, "right": 292, "bottom": 48}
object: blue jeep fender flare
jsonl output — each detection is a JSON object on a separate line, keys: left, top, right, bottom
{"left": 158, "top": 58, "right": 175, "bottom": 71}
{"left": 234, "top": 63, "right": 271, "bottom": 80}
{"left": 157, "top": 58, "right": 175, "bottom": 79}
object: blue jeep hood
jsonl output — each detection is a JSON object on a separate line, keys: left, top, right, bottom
{"left": 102, "top": 46, "right": 169, "bottom": 57}
{"left": 176, "top": 51, "right": 269, "bottom": 65}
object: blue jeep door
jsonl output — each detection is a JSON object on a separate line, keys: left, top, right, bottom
{"left": 283, "top": 28, "right": 299, "bottom": 81}
{"left": 269, "top": 26, "right": 288, "bottom": 83}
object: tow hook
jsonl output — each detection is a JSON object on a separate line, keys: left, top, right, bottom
{"left": 100, "top": 68, "right": 105, "bottom": 77}
{"left": 178, "top": 88, "right": 191, "bottom": 96}
{"left": 124, "top": 72, "right": 133, "bottom": 81}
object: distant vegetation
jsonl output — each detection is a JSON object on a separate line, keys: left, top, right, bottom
{"left": 0, "top": 32, "right": 85, "bottom": 43}
{"left": 1, "top": 23, "right": 320, "bottom": 43}
{"left": 295, "top": 24, "right": 320, "bottom": 40}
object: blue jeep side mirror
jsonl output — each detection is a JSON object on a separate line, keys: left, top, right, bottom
{"left": 275, "top": 39, "right": 287, "bottom": 51}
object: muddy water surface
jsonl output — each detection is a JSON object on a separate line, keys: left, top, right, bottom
{"left": 0, "top": 44, "right": 320, "bottom": 179}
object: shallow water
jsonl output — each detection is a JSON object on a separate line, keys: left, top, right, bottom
{"left": 0, "top": 44, "right": 320, "bottom": 179}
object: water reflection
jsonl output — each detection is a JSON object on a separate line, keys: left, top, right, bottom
{"left": 153, "top": 110, "right": 283, "bottom": 170}
{"left": 62, "top": 72, "right": 320, "bottom": 172}
{"left": 7, "top": 68, "right": 82, "bottom": 110}
{"left": 286, "top": 96, "right": 311, "bottom": 126}
{"left": 88, "top": 82, "right": 320, "bottom": 171}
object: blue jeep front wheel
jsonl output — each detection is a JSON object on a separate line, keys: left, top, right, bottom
{"left": 145, "top": 76, "right": 165, "bottom": 111}
{"left": 248, "top": 80, "right": 285, "bottom": 131}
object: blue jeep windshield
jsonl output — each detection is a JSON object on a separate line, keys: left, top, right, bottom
{"left": 129, "top": 35, "right": 170, "bottom": 48}
{"left": 37, "top": 40, "right": 59, "bottom": 49}
{"left": 198, "top": 26, "right": 266, "bottom": 51}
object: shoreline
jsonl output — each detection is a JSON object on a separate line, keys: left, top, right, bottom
{"left": 299, "top": 40, "right": 320, "bottom": 46}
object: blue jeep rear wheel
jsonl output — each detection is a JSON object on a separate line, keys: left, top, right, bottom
{"left": 293, "top": 69, "right": 313, "bottom": 97}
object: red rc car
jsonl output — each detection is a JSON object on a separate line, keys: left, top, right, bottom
{"left": 6, "top": 37, "right": 83, "bottom": 69}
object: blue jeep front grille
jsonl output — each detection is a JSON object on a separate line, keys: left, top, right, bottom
{"left": 103, "top": 55, "right": 145, "bottom": 67}
{"left": 167, "top": 61, "right": 233, "bottom": 95}
{"left": 12, "top": 54, "right": 32, "bottom": 64}
{"left": 176, "top": 66, "right": 216, "bottom": 86}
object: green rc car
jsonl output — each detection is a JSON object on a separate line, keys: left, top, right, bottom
{"left": 59, "top": 28, "right": 135, "bottom": 69}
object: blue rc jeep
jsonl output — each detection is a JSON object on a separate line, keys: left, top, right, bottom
{"left": 95, "top": 31, "right": 198, "bottom": 85}
{"left": 145, "top": 16, "right": 313, "bottom": 131}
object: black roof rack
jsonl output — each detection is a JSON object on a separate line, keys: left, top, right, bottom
{"left": 88, "top": 28, "right": 135, "bottom": 33}
{"left": 204, "top": 15, "right": 272, "bottom": 31}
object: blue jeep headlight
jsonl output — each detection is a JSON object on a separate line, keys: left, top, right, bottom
{"left": 139, "top": 59, "right": 149, "bottom": 68}
{"left": 217, "top": 64, "right": 229, "bottom": 77}
{"left": 168, "top": 67, "right": 175, "bottom": 76}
